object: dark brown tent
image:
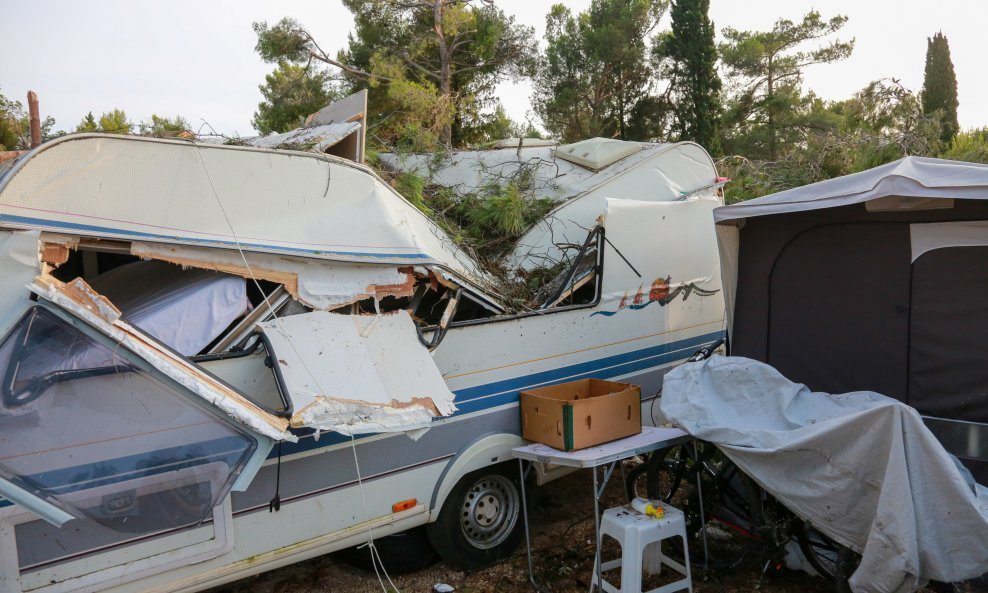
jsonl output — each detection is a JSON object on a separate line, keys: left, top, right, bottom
{"left": 715, "top": 156, "right": 988, "bottom": 483}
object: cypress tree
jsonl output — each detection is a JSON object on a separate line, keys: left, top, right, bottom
{"left": 662, "top": 0, "right": 722, "bottom": 154}
{"left": 921, "top": 31, "right": 959, "bottom": 145}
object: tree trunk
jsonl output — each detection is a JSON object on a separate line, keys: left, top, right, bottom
{"left": 27, "top": 91, "right": 41, "bottom": 148}
{"left": 434, "top": 0, "right": 453, "bottom": 148}
{"left": 767, "top": 55, "right": 776, "bottom": 160}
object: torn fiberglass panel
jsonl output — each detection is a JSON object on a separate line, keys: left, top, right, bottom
{"left": 260, "top": 310, "right": 457, "bottom": 435}
{"left": 0, "top": 306, "right": 260, "bottom": 531}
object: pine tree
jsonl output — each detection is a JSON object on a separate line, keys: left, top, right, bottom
{"left": 719, "top": 11, "right": 853, "bottom": 160}
{"left": 921, "top": 31, "right": 959, "bottom": 145}
{"left": 659, "top": 0, "right": 722, "bottom": 153}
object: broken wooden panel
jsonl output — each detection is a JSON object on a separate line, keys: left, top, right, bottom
{"left": 130, "top": 242, "right": 418, "bottom": 309}
{"left": 259, "top": 310, "right": 457, "bottom": 435}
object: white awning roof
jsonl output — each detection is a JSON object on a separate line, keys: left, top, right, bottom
{"left": 244, "top": 121, "right": 360, "bottom": 152}
{"left": 714, "top": 156, "right": 988, "bottom": 224}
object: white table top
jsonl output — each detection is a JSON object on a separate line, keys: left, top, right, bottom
{"left": 511, "top": 426, "right": 692, "bottom": 468}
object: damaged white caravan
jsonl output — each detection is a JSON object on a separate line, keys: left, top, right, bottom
{"left": 0, "top": 132, "right": 724, "bottom": 593}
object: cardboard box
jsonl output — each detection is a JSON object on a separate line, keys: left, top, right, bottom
{"left": 520, "top": 379, "right": 642, "bottom": 451}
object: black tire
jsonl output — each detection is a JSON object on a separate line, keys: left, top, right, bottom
{"left": 334, "top": 526, "right": 440, "bottom": 574}
{"left": 797, "top": 523, "right": 843, "bottom": 582}
{"left": 627, "top": 445, "right": 752, "bottom": 573}
{"left": 624, "top": 445, "right": 690, "bottom": 502}
{"left": 427, "top": 463, "right": 525, "bottom": 571}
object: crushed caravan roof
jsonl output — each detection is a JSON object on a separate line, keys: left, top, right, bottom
{"left": 381, "top": 139, "right": 715, "bottom": 203}
{"left": 0, "top": 134, "right": 496, "bottom": 294}
{"left": 231, "top": 121, "right": 360, "bottom": 152}
{"left": 383, "top": 139, "right": 721, "bottom": 270}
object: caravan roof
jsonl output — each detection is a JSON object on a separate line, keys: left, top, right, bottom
{"left": 0, "top": 134, "right": 494, "bottom": 293}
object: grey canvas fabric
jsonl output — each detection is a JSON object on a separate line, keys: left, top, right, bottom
{"left": 660, "top": 356, "right": 988, "bottom": 593}
{"left": 714, "top": 156, "right": 988, "bottom": 223}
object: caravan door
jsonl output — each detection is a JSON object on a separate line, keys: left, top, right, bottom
{"left": 0, "top": 282, "right": 289, "bottom": 592}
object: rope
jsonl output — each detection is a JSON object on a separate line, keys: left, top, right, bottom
{"left": 192, "top": 143, "right": 401, "bottom": 592}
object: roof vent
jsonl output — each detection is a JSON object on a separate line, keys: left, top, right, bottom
{"left": 553, "top": 138, "right": 642, "bottom": 170}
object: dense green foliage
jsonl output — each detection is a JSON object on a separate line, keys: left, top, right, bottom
{"left": 719, "top": 11, "right": 854, "bottom": 160}
{"left": 247, "top": 5, "right": 988, "bottom": 215}
{"left": 252, "top": 61, "right": 338, "bottom": 135}
{"left": 921, "top": 32, "right": 959, "bottom": 145}
{"left": 140, "top": 114, "right": 192, "bottom": 136}
{"left": 533, "top": 0, "right": 669, "bottom": 142}
{"left": 719, "top": 79, "right": 943, "bottom": 202}
{"left": 77, "top": 109, "right": 132, "bottom": 135}
{"left": 0, "top": 88, "right": 58, "bottom": 150}
{"left": 943, "top": 128, "right": 988, "bottom": 164}
{"left": 656, "top": 0, "right": 721, "bottom": 153}
{"left": 255, "top": 1, "right": 536, "bottom": 149}
{"left": 0, "top": 91, "right": 24, "bottom": 150}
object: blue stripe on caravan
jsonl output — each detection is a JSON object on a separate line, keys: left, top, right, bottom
{"left": 0, "top": 214, "right": 432, "bottom": 260}
{"left": 0, "top": 330, "right": 724, "bottom": 508}
{"left": 452, "top": 332, "right": 719, "bottom": 404}
{"left": 275, "top": 330, "right": 723, "bottom": 457}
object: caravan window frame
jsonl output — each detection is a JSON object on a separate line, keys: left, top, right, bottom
{"left": 0, "top": 302, "right": 273, "bottom": 531}
{"left": 442, "top": 225, "right": 605, "bottom": 330}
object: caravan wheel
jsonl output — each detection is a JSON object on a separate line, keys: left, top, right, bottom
{"left": 427, "top": 463, "right": 525, "bottom": 570}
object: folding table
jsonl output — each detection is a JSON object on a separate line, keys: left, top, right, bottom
{"left": 512, "top": 426, "right": 701, "bottom": 593}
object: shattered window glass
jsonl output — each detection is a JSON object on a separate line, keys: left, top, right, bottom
{"left": 537, "top": 231, "right": 601, "bottom": 308}
{"left": 0, "top": 306, "right": 256, "bottom": 534}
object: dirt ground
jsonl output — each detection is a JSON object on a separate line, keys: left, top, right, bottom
{"left": 207, "top": 463, "right": 843, "bottom": 593}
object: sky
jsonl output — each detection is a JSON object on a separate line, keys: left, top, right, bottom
{"left": 1, "top": 0, "right": 985, "bottom": 137}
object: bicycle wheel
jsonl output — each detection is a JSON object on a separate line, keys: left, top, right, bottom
{"left": 624, "top": 445, "right": 690, "bottom": 502}
{"left": 679, "top": 456, "right": 758, "bottom": 573}
{"left": 797, "top": 522, "right": 859, "bottom": 584}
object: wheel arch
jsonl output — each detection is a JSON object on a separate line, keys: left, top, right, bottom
{"left": 429, "top": 431, "right": 525, "bottom": 519}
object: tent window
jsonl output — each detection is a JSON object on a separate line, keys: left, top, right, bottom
{"left": 0, "top": 306, "right": 258, "bottom": 533}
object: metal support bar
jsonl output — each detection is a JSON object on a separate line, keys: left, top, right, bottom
{"left": 518, "top": 460, "right": 552, "bottom": 593}
{"left": 590, "top": 467, "right": 602, "bottom": 593}
{"left": 693, "top": 440, "right": 710, "bottom": 574}
{"left": 596, "top": 461, "right": 617, "bottom": 500}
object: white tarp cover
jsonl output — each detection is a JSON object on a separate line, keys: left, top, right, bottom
{"left": 90, "top": 260, "right": 248, "bottom": 356}
{"left": 259, "top": 310, "right": 457, "bottom": 435}
{"left": 661, "top": 356, "right": 988, "bottom": 593}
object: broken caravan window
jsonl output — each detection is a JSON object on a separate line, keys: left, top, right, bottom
{"left": 535, "top": 225, "right": 602, "bottom": 309}
{"left": 413, "top": 224, "right": 605, "bottom": 339}
{"left": 0, "top": 305, "right": 260, "bottom": 533}
{"left": 45, "top": 244, "right": 299, "bottom": 415}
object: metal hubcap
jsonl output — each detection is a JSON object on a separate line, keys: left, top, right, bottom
{"left": 460, "top": 474, "right": 519, "bottom": 549}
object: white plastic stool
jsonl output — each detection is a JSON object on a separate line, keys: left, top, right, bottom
{"left": 592, "top": 504, "right": 692, "bottom": 593}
